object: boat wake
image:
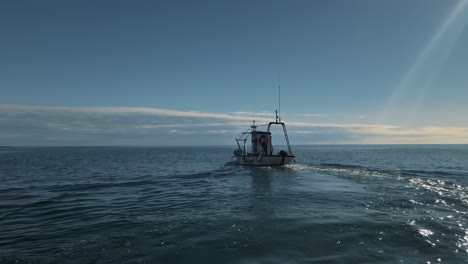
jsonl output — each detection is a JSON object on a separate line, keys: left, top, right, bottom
{"left": 285, "top": 163, "right": 399, "bottom": 181}
{"left": 286, "top": 161, "right": 468, "bottom": 254}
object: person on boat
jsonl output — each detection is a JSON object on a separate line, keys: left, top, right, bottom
{"left": 252, "top": 135, "right": 257, "bottom": 153}
{"left": 259, "top": 136, "right": 268, "bottom": 155}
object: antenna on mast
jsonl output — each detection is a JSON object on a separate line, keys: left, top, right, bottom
{"left": 278, "top": 84, "right": 281, "bottom": 122}
{"left": 276, "top": 72, "right": 282, "bottom": 123}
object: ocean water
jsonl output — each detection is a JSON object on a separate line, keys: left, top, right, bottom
{"left": 0, "top": 145, "right": 467, "bottom": 264}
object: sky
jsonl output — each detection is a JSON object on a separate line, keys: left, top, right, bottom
{"left": 1, "top": 0, "right": 468, "bottom": 146}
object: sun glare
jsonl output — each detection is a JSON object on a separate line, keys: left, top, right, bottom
{"left": 379, "top": 0, "right": 468, "bottom": 124}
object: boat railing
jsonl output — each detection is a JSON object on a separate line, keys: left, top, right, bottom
{"left": 235, "top": 138, "right": 247, "bottom": 155}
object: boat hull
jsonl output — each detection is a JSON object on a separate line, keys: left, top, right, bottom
{"left": 235, "top": 155, "right": 295, "bottom": 166}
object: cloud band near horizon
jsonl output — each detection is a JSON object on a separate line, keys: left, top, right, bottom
{"left": 0, "top": 104, "right": 467, "bottom": 146}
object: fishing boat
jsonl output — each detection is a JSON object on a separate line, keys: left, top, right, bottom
{"left": 233, "top": 111, "right": 295, "bottom": 166}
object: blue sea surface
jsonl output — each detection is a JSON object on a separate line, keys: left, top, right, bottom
{"left": 0, "top": 145, "right": 467, "bottom": 263}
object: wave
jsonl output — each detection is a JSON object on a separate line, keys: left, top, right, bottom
{"left": 46, "top": 180, "right": 155, "bottom": 192}
{"left": 320, "top": 163, "right": 365, "bottom": 169}
{"left": 400, "top": 169, "right": 466, "bottom": 177}
{"left": 173, "top": 166, "right": 241, "bottom": 179}
{"left": 409, "top": 177, "right": 468, "bottom": 206}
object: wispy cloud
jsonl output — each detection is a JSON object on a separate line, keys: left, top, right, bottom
{"left": 288, "top": 130, "right": 321, "bottom": 135}
{"left": 294, "top": 113, "right": 328, "bottom": 117}
{"left": 228, "top": 111, "right": 276, "bottom": 117}
{"left": 349, "top": 126, "right": 468, "bottom": 144}
{"left": 0, "top": 104, "right": 467, "bottom": 145}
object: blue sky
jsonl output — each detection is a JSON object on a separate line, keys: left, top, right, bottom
{"left": 1, "top": 0, "right": 468, "bottom": 146}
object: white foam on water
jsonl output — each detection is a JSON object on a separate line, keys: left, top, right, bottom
{"left": 419, "top": 229, "right": 434, "bottom": 237}
{"left": 287, "top": 163, "right": 396, "bottom": 181}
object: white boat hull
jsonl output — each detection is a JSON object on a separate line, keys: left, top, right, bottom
{"left": 235, "top": 155, "right": 295, "bottom": 166}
